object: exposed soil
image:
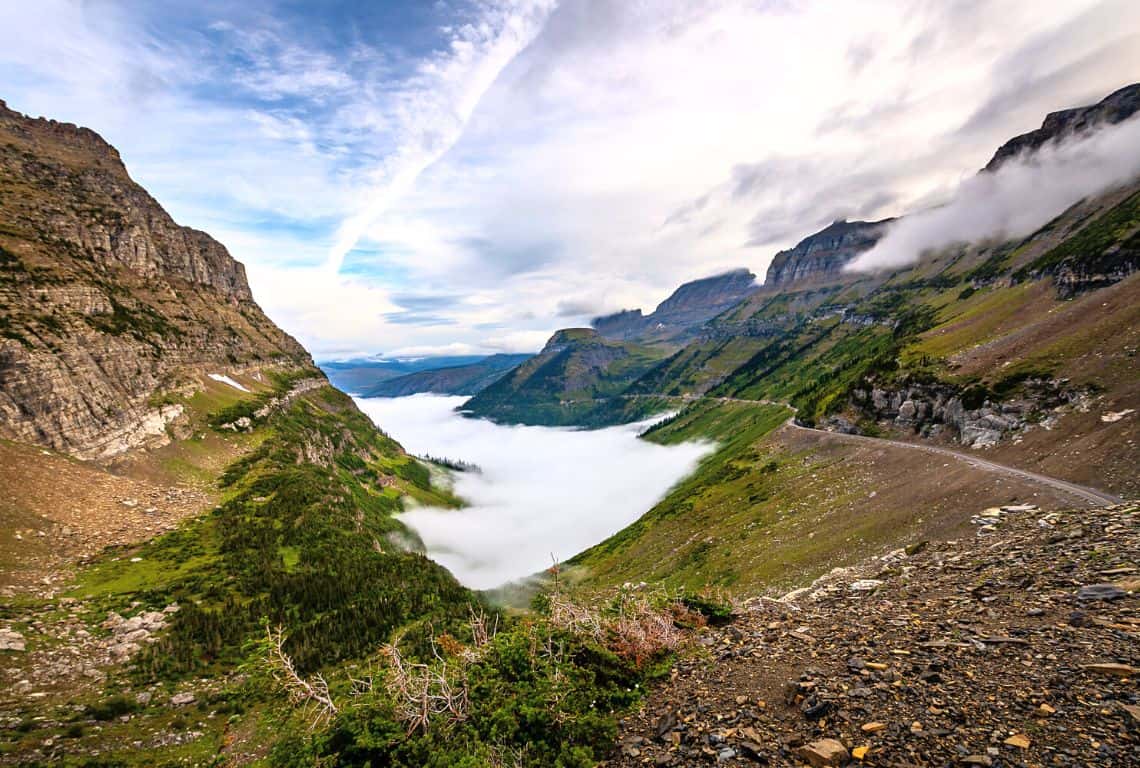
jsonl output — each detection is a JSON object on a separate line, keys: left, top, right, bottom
{"left": 0, "top": 440, "right": 211, "bottom": 598}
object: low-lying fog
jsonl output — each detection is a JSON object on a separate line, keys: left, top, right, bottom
{"left": 355, "top": 394, "right": 712, "bottom": 590}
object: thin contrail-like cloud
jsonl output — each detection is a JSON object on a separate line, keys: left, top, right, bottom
{"left": 326, "top": 0, "right": 558, "bottom": 274}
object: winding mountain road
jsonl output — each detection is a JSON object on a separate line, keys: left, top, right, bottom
{"left": 621, "top": 393, "right": 1124, "bottom": 507}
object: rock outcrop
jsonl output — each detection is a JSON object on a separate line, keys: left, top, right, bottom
{"left": 0, "top": 100, "right": 311, "bottom": 459}
{"left": 984, "top": 83, "right": 1140, "bottom": 172}
{"left": 847, "top": 378, "right": 1088, "bottom": 449}
{"left": 763, "top": 219, "right": 892, "bottom": 287}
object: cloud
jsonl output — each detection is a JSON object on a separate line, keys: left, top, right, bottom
{"left": 325, "top": 0, "right": 559, "bottom": 273}
{"left": 3, "top": 1, "right": 1138, "bottom": 359}
{"left": 355, "top": 395, "right": 712, "bottom": 589}
{"left": 846, "top": 114, "right": 1140, "bottom": 272}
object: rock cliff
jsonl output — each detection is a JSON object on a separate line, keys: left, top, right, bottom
{"left": 592, "top": 269, "right": 758, "bottom": 341}
{"left": 0, "top": 100, "right": 311, "bottom": 458}
{"left": 984, "top": 83, "right": 1140, "bottom": 172}
{"left": 763, "top": 219, "right": 891, "bottom": 287}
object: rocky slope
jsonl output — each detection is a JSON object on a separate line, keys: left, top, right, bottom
{"left": 361, "top": 353, "right": 530, "bottom": 397}
{"left": 593, "top": 269, "right": 759, "bottom": 342}
{"left": 984, "top": 82, "right": 1140, "bottom": 171}
{"left": 604, "top": 501, "right": 1139, "bottom": 767}
{"left": 0, "top": 99, "right": 310, "bottom": 459}
{"left": 762, "top": 219, "right": 892, "bottom": 288}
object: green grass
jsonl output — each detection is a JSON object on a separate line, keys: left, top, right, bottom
{"left": 571, "top": 401, "right": 795, "bottom": 591}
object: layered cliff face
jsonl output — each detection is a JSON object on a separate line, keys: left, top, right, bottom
{"left": 762, "top": 218, "right": 891, "bottom": 287}
{"left": 0, "top": 100, "right": 311, "bottom": 458}
{"left": 984, "top": 83, "right": 1140, "bottom": 172}
{"left": 591, "top": 268, "right": 758, "bottom": 342}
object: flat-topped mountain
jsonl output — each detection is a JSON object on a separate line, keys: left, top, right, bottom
{"left": 592, "top": 268, "right": 758, "bottom": 341}
{"left": 0, "top": 100, "right": 310, "bottom": 458}
{"left": 984, "top": 82, "right": 1140, "bottom": 172}
{"left": 762, "top": 218, "right": 892, "bottom": 287}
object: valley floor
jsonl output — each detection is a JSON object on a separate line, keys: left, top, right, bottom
{"left": 603, "top": 501, "right": 1139, "bottom": 767}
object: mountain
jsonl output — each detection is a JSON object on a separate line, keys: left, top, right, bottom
{"left": 0, "top": 99, "right": 309, "bottom": 458}
{"left": 762, "top": 218, "right": 893, "bottom": 287}
{"left": 461, "top": 328, "right": 666, "bottom": 425}
{"left": 321, "top": 354, "right": 492, "bottom": 394}
{"left": 562, "top": 85, "right": 1140, "bottom": 598}
{"left": 361, "top": 353, "right": 531, "bottom": 397}
{"left": 984, "top": 82, "right": 1140, "bottom": 171}
{"left": 592, "top": 268, "right": 759, "bottom": 341}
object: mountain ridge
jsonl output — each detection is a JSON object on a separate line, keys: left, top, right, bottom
{"left": 0, "top": 100, "right": 312, "bottom": 458}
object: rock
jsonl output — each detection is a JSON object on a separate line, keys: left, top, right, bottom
{"left": 1076, "top": 584, "right": 1126, "bottom": 601}
{"left": 959, "top": 757, "right": 992, "bottom": 767}
{"left": 849, "top": 579, "right": 883, "bottom": 591}
{"left": 169, "top": 692, "right": 196, "bottom": 707}
{"left": 0, "top": 629, "right": 26, "bottom": 651}
{"left": 1003, "top": 734, "right": 1030, "bottom": 749}
{"left": 1082, "top": 663, "right": 1137, "bottom": 677}
{"left": 851, "top": 746, "right": 869, "bottom": 760}
{"left": 796, "top": 738, "right": 850, "bottom": 767}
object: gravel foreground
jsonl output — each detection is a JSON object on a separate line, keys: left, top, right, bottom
{"left": 604, "top": 502, "right": 1139, "bottom": 767}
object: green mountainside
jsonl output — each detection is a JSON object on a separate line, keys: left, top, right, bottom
{"left": 463, "top": 328, "right": 668, "bottom": 426}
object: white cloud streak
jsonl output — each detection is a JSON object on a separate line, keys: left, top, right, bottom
{"left": 326, "top": 0, "right": 559, "bottom": 273}
{"left": 846, "top": 115, "right": 1140, "bottom": 272}
{"left": 355, "top": 395, "right": 712, "bottom": 589}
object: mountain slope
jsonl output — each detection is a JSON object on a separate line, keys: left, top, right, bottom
{"left": 361, "top": 353, "right": 530, "bottom": 397}
{"left": 462, "top": 329, "right": 667, "bottom": 425}
{"left": 0, "top": 100, "right": 309, "bottom": 459}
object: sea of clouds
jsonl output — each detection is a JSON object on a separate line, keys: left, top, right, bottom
{"left": 355, "top": 394, "right": 713, "bottom": 590}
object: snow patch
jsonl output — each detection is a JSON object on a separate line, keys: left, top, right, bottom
{"left": 208, "top": 373, "right": 250, "bottom": 393}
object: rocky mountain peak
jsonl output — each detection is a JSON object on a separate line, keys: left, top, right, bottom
{"left": 984, "top": 82, "right": 1140, "bottom": 172}
{"left": 0, "top": 101, "right": 253, "bottom": 302}
{"left": 0, "top": 101, "right": 310, "bottom": 459}
{"left": 763, "top": 218, "right": 892, "bottom": 287}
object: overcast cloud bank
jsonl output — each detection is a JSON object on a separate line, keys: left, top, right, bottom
{"left": 355, "top": 395, "right": 712, "bottom": 590}
{"left": 847, "top": 114, "right": 1140, "bottom": 272}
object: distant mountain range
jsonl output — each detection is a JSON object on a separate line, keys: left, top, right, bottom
{"left": 359, "top": 353, "right": 532, "bottom": 397}
{"left": 321, "top": 354, "right": 516, "bottom": 394}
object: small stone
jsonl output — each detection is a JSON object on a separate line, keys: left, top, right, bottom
{"left": 0, "top": 629, "right": 26, "bottom": 652}
{"left": 1076, "top": 584, "right": 1126, "bottom": 601}
{"left": 796, "top": 738, "right": 849, "bottom": 767}
{"left": 852, "top": 745, "right": 869, "bottom": 760}
{"left": 960, "top": 757, "right": 992, "bottom": 767}
{"left": 169, "top": 692, "right": 196, "bottom": 707}
{"left": 1038, "top": 703, "right": 1056, "bottom": 715}
{"left": 861, "top": 722, "right": 886, "bottom": 733}
{"left": 1003, "top": 734, "right": 1030, "bottom": 749}
{"left": 1082, "top": 662, "right": 1138, "bottom": 677}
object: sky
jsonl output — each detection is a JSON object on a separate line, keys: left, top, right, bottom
{"left": 1, "top": 0, "right": 1138, "bottom": 359}
{"left": 354, "top": 394, "right": 711, "bottom": 589}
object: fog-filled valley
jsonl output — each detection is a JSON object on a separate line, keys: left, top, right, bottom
{"left": 355, "top": 395, "right": 712, "bottom": 589}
